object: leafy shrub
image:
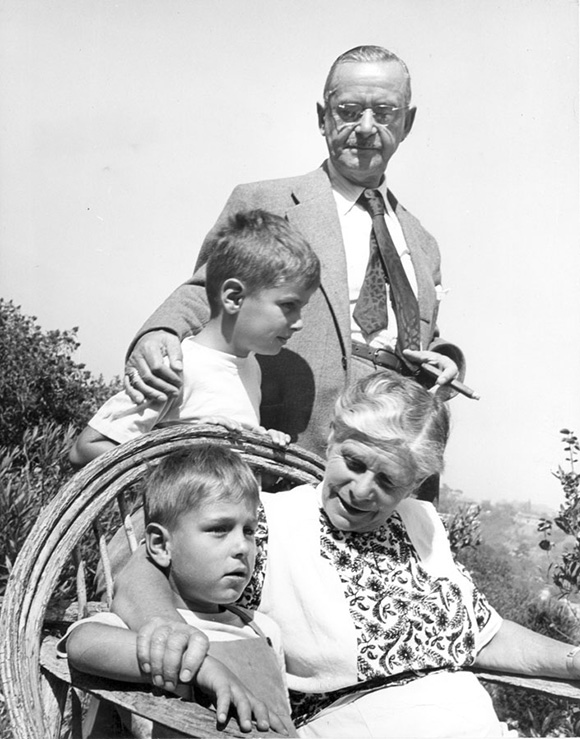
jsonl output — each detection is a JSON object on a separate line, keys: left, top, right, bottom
{"left": 0, "top": 299, "right": 118, "bottom": 447}
{"left": 0, "top": 301, "right": 121, "bottom": 596}
{"left": 441, "top": 503, "right": 482, "bottom": 554}
{"left": 458, "top": 514, "right": 580, "bottom": 737}
{"left": 0, "top": 421, "right": 77, "bottom": 594}
{"left": 438, "top": 485, "right": 483, "bottom": 554}
{"left": 538, "top": 429, "right": 580, "bottom": 597}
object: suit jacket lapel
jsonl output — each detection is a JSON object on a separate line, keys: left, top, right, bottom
{"left": 285, "top": 167, "right": 351, "bottom": 344}
{"left": 388, "top": 191, "right": 437, "bottom": 347}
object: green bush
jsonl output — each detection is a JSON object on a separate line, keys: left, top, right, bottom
{"left": 538, "top": 429, "right": 580, "bottom": 598}
{"left": 0, "top": 299, "right": 118, "bottom": 448}
{"left": 0, "top": 301, "right": 121, "bottom": 596}
{"left": 0, "top": 421, "right": 77, "bottom": 594}
{"left": 456, "top": 499, "right": 580, "bottom": 737}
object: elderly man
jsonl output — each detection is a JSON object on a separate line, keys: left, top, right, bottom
{"left": 124, "top": 45, "right": 464, "bottom": 461}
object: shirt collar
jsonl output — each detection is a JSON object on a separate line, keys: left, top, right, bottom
{"left": 326, "top": 159, "right": 389, "bottom": 215}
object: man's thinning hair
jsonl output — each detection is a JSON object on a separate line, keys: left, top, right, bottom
{"left": 323, "top": 45, "right": 412, "bottom": 105}
{"left": 205, "top": 209, "right": 321, "bottom": 316}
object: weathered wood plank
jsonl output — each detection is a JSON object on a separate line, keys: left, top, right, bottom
{"left": 40, "top": 637, "right": 283, "bottom": 738}
{"left": 473, "top": 669, "right": 580, "bottom": 701}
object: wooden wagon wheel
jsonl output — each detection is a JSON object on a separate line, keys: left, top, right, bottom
{"left": 0, "top": 425, "right": 325, "bottom": 739}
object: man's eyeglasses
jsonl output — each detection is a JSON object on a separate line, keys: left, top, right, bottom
{"left": 331, "top": 102, "right": 408, "bottom": 127}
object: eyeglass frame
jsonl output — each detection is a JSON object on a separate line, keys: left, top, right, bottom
{"left": 325, "top": 99, "right": 410, "bottom": 128}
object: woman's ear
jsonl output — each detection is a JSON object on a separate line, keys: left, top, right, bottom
{"left": 221, "top": 278, "right": 246, "bottom": 315}
{"left": 145, "top": 522, "right": 172, "bottom": 569}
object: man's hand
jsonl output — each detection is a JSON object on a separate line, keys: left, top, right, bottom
{"left": 124, "top": 331, "right": 184, "bottom": 403}
{"left": 403, "top": 349, "right": 458, "bottom": 385}
{"left": 196, "top": 655, "right": 293, "bottom": 735}
{"left": 403, "top": 349, "right": 460, "bottom": 400}
{"left": 136, "top": 618, "right": 209, "bottom": 691}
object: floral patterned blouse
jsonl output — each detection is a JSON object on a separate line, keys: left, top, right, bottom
{"left": 241, "top": 490, "right": 499, "bottom": 726}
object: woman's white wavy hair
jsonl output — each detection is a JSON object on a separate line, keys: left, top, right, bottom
{"left": 328, "top": 370, "right": 450, "bottom": 488}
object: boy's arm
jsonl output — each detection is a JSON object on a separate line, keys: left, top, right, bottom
{"left": 67, "top": 622, "right": 147, "bottom": 682}
{"left": 69, "top": 426, "right": 118, "bottom": 468}
{"left": 67, "top": 621, "right": 292, "bottom": 734}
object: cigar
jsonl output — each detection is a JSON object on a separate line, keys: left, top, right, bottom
{"left": 418, "top": 362, "right": 481, "bottom": 400}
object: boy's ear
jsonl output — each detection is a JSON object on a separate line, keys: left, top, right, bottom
{"left": 221, "top": 278, "right": 247, "bottom": 315}
{"left": 145, "top": 522, "right": 172, "bottom": 569}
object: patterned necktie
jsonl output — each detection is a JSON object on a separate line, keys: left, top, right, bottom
{"left": 353, "top": 189, "right": 421, "bottom": 353}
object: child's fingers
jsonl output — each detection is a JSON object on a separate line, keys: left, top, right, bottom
{"left": 266, "top": 429, "right": 291, "bottom": 446}
{"left": 224, "top": 687, "right": 253, "bottom": 732}
{"left": 259, "top": 708, "right": 292, "bottom": 736}
{"left": 213, "top": 684, "right": 233, "bottom": 726}
{"left": 198, "top": 415, "right": 243, "bottom": 432}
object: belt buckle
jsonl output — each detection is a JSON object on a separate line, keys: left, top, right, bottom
{"left": 372, "top": 347, "right": 396, "bottom": 370}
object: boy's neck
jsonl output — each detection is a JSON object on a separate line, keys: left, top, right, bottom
{"left": 167, "top": 574, "right": 230, "bottom": 615}
{"left": 193, "top": 318, "right": 250, "bottom": 358}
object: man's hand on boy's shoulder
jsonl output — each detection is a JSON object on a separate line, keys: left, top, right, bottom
{"left": 124, "top": 330, "right": 184, "bottom": 403}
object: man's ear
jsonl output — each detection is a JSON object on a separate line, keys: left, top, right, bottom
{"left": 317, "top": 102, "right": 327, "bottom": 136}
{"left": 221, "top": 278, "right": 246, "bottom": 315}
{"left": 145, "top": 522, "right": 172, "bottom": 569}
{"left": 401, "top": 106, "right": 417, "bottom": 141}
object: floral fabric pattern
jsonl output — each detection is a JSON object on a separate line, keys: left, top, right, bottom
{"left": 317, "top": 508, "right": 484, "bottom": 679}
{"left": 240, "top": 503, "right": 268, "bottom": 611}
{"left": 240, "top": 500, "right": 496, "bottom": 725}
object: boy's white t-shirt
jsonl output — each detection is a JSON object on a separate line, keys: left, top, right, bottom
{"left": 89, "top": 339, "right": 262, "bottom": 444}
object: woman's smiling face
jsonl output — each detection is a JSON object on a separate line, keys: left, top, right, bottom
{"left": 321, "top": 439, "right": 417, "bottom": 533}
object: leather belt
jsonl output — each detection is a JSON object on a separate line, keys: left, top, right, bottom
{"left": 351, "top": 341, "right": 405, "bottom": 373}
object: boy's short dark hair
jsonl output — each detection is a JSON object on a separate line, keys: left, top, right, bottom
{"left": 144, "top": 444, "right": 260, "bottom": 530}
{"left": 205, "top": 209, "right": 321, "bottom": 315}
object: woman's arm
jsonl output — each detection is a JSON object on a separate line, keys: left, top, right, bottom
{"left": 474, "top": 619, "right": 580, "bottom": 679}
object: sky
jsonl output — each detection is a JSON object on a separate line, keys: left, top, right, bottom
{"left": 1, "top": 0, "right": 578, "bottom": 510}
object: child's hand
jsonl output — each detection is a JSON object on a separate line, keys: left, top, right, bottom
{"left": 196, "top": 417, "right": 291, "bottom": 447}
{"left": 196, "top": 416, "right": 245, "bottom": 433}
{"left": 195, "top": 655, "right": 293, "bottom": 735}
{"left": 265, "top": 428, "right": 291, "bottom": 447}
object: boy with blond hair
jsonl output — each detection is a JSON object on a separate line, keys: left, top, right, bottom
{"left": 61, "top": 444, "right": 295, "bottom": 737}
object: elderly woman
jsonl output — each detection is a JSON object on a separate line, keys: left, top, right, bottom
{"left": 113, "top": 371, "right": 580, "bottom": 738}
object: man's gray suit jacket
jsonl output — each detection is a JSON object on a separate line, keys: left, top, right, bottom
{"left": 138, "top": 165, "right": 463, "bottom": 457}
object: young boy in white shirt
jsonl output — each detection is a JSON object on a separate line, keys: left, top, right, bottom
{"left": 60, "top": 444, "right": 295, "bottom": 737}
{"left": 70, "top": 209, "right": 320, "bottom": 467}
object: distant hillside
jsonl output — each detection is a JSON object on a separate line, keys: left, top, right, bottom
{"left": 439, "top": 485, "right": 575, "bottom": 606}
